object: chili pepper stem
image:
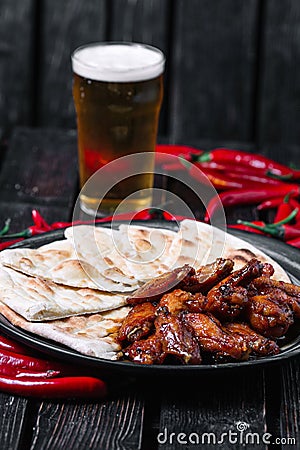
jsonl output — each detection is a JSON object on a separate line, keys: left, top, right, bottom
{"left": 270, "top": 208, "right": 298, "bottom": 227}
{"left": 0, "top": 229, "right": 31, "bottom": 239}
{"left": 0, "top": 219, "right": 11, "bottom": 236}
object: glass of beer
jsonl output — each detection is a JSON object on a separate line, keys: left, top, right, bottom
{"left": 71, "top": 42, "right": 165, "bottom": 216}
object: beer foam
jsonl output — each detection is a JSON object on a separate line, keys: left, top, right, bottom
{"left": 72, "top": 42, "right": 165, "bottom": 82}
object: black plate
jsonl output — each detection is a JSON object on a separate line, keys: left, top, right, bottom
{"left": 0, "top": 220, "right": 299, "bottom": 376}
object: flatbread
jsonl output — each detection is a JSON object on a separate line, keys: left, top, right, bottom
{"left": 178, "top": 220, "right": 290, "bottom": 282}
{"left": 0, "top": 302, "right": 130, "bottom": 360}
{"left": 0, "top": 266, "right": 128, "bottom": 321}
{"left": 0, "top": 239, "right": 137, "bottom": 292}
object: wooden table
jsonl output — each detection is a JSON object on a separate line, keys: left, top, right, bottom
{"left": 0, "top": 127, "right": 299, "bottom": 450}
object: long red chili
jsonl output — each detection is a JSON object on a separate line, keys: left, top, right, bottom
{"left": 287, "top": 237, "right": 300, "bottom": 248}
{"left": 181, "top": 160, "right": 246, "bottom": 190}
{"left": 0, "top": 366, "right": 60, "bottom": 379}
{"left": 257, "top": 197, "right": 285, "bottom": 211}
{"left": 228, "top": 222, "right": 266, "bottom": 235}
{"left": 0, "top": 375, "right": 107, "bottom": 399}
{"left": 238, "top": 209, "right": 300, "bottom": 240}
{"left": 0, "top": 348, "right": 74, "bottom": 374}
{"left": 0, "top": 335, "right": 33, "bottom": 356}
{"left": 155, "top": 144, "right": 203, "bottom": 164}
{"left": 274, "top": 194, "right": 292, "bottom": 223}
{"left": 205, "top": 185, "right": 300, "bottom": 222}
{"left": 197, "top": 148, "right": 300, "bottom": 179}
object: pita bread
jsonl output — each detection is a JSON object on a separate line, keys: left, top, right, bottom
{"left": 64, "top": 225, "right": 139, "bottom": 287}
{"left": 0, "top": 239, "right": 137, "bottom": 293}
{"left": 0, "top": 266, "right": 128, "bottom": 321}
{"left": 0, "top": 302, "right": 130, "bottom": 360}
{"left": 177, "top": 220, "right": 290, "bottom": 282}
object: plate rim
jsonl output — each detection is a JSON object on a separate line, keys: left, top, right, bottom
{"left": 1, "top": 219, "right": 299, "bottom": 375}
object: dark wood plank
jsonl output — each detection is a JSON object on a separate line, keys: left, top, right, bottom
{"left": 257, "top": 0, "right": 300, "bottom": 146}
{"left": 0, "top": 394, "right": 29, "bottom": 450}
{"left": 280, "top": 359, "right": 300, "bottom": 448}
{"left": 158, "top": 371, "right": 267, "bottom": 450}
{"left": 169, "top": 0, "right": 259, "bottom": 143}
{"left": 0, "top": 0, "right": 35, "bottom": 131}
{"left": 109, "top": 0, "right": 169, "bottom": 52}
{"left": 38, "top": 0, "right": 107, "bottom": 128}
{"left": 30, "top": 394, "right": 144, "bottom": 450}
{"left": 109, "top": 0, "right": 170, "bottom": 136}
{"left": 0, "top": 127, "right": 78, "bottom": 207}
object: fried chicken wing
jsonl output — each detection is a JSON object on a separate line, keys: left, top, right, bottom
{"left": 179, "top": 258, "right": 234, "bottom": 293}
{"left": 158, "top": 289, "right": 206, "bottom": 315}
{"left": 127, "top": 259, "right": 234, "bottom": 305}
{"left": 118, "top": 303, "right": 156, "bottom": 343}
{"left": 183, "top": 313, "right": 249, "bottom": 361}
{"left": 127, "top": 265, "right": 194, "bottom": 304}
{"left": 251, "top": 277, "right": 300, "bottom": 318}
{"left": 155, "top": 311, "right": 202, "bottom": 364}
{"left": 124, "top": 334, "right": 165, "bottom": 364}
{"left": 246, "top": 294, "right": 294, "bottom": 338}
{"left": 223, "top": 322, "right": 280, "bottom": 356}
{"left": 205, "top": 259, "right": 264, "bottom": 320}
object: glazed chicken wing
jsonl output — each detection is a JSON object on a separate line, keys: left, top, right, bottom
{"left": 183, "top": 312, "right": 249, "bottom": 361}
{"left": 223, "top": 322, "right": 280, "bottom": 356}
{"left": 251, "top": 277, "right": 300, "bottom": 318}
{"left": 246, "top": 293, "right": 294, "bottom": 338}
{"left": 158, "top": 289, "right": 206, "bottom": 315}
{"left": 205, "top": 259, "right": 264, "bottom": 320}
{"left": 127, "top": 265, "right": 194, "bottom": 304}
{"left": 155, "top": 311, "right": 202, "bottom": 364}
{"left": 127, "top": 259, "right": 234, "bottom": 305}
{"left": 123, "top": 334, "right": 165, "bottom": 365}
{"left": 118, "top": 302, "right": 156, "bottom": 343}
{"left": 179, "top": 258, "right": 234, "bottom": 293}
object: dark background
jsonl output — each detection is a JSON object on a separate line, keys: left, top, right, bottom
{"left": 1, "top": 0, "right": 300, "bottom": 150}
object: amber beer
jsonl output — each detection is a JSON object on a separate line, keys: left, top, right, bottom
{"left": 71, "top": 42, "right": 165, "bottom": 215}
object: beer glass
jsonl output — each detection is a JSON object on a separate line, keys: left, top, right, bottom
{"left": 71, "top": 42, "right": 165, "bottom": 215}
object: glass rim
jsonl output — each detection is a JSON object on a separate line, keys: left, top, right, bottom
{"left": 71, "top": 41, "right": 165, "bottom": 82}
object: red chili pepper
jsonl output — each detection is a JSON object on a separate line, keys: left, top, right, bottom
{"left": 257, "top": 197, "right": 285, "bottom": 211}
{"left": 0, "top": 335, "right": 33, "bottom": 356}
{"left": 194, "top": 161, "right": 271, "bottom": 176}
{"left": 0, "top": 238, "right": 24, "bottom": 250}
{"left": 181, "top": 160, "right": 245, "bottom": 190}
{"left": 197, "top": 148, "right": 300, "bottom": 179}
{"left": 289, "top": 199, "right": 300, "bottom": 224}
{"left": 155, "top": 144, "right": 203, "bottom": 164}
{"left": 31, "top": 210, "right": 51, "bottom": 231}
{"left": 238, "top": 209, "right": 299, "bottom": 240}
{"left": 228, "top": 222, "right": 266, "bottom": 235}
{"left": 274, "top": 194, "right": 293, "bottom": 223}
{"left": 210, "top": 170, "right": 283, "bottom": 187}
{"left": 286, "top": 237, "right": 300, "bottom": 248}
{"left": 162, "top": 162, "right": 186, "bottom": 171}
{"left": 0, "top": 348, "right": 75, "bottom": 374}
{"left": 0, "top": 365, "right": 61, "bottom": 379}
{"left": 0, "top": 375, "right": 107, "bottom": 399}
{"left": 204, "top": 185, "right": 300, "bottom": 222}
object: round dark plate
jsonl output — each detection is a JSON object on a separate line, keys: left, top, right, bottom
{"left": 0, "top": 220, "right": 299, "bottom": 376}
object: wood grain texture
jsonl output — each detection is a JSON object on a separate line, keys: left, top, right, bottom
{"left": 280, "top": 359, "right": 300, "bottom": 448}
{"left": 0, "top": 0, "right": 34, "bottom": 130}
{"left": 109, "top": 0, "right": 170, "bottom": 136}
{"left": 0, "top": 127, "right": 78, "bottom": 207}
{"left": 158, "top": 371, "right": 267, "bottom": 450}
{"left": 257, "top": 0, "right": 300, "bottom": 146}
{"left": 0, "top": 394, "right": 29, "bottom": 450}
{"left": 169, "top": 0, "right": 259, "bottom": 143}
{"left": 30, "top": 394, "right": 144, "bottom": 450}
{"left": 38, "top": 0, "right": 107, "bottom": 128}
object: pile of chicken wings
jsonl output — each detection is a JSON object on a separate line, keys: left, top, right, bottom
{"left": 118, "top": 259, "right": 300, "bottom": 365}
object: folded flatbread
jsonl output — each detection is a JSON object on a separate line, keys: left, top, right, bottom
{"left": 0, "top": 239, "right": 138, "bottom": 292}
{"left": 0, "top": 302, "right": 130, "bottom": 360}
{"left": 0, "top": 265, "right": 127, "bottom": 321}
